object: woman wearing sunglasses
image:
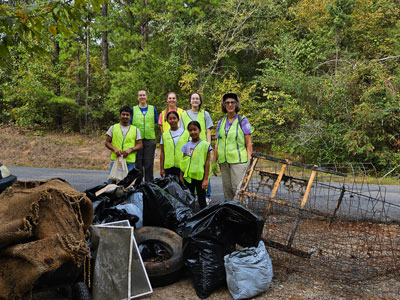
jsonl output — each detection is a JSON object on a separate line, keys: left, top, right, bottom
{"left": 214, "top": 93, "right": 253, "bottom": 201}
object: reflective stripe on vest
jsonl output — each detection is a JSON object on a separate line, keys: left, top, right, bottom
{"left": 162, "top": 108, "right": 184, "bottom": 132}
{"left": 132, "top": 105, "right": 155, "bottom": 139}
{"left": 111, "top": 124, "right": 137, "bottom": 163}
{"left": 180, "top": 140, "right": 210, "bottom": 183}
{"left": 181, "top": 110, "right": 207, "bottom": 141}
{"left": 163, "top": 130, "right": 190, "bottom": 169}
{"left": 217, "top": 116, "right": 247, "bottom": 164}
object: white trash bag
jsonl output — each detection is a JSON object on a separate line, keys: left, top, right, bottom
{"left": 224, "top": 240, "right": 273, "bottom": 300}
{"left": 108, "top": 156, "right": 129, "bottom": 181}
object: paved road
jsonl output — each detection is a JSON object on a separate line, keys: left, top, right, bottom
{"left": 8, "top": 166, "right": 226, "bottom": 203}
{"left": 8, "top": 166, "right": 400, "bottom": 220}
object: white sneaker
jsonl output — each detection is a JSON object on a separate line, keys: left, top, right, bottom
{"left": 206, "top": 197, "right": 212, "bottom": 205}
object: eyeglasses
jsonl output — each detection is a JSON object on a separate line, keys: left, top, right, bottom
{"left": 225, "top": 101, "right": 236, "bottom": 105}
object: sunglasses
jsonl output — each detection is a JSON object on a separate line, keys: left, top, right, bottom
{"left": 225, "top": 101, "right": 237, "bottom": 105}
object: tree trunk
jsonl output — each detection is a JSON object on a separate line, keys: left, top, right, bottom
{"left": 101, "top": 1, "right": 109, "bottom": 72}
{"left": 53, "top": 39, "right": 62, "bottom": 130}
{"left": 76, "top": 41, "right": 83, "bottom": 132}
{"left": 141, "top": 0, "right": 149, "bottom": 44}
{"left": 101, "top": 0, "right": 110, "bottom": 94}
{"left": 335, "top": 32, "right": 339, "bottom": 77}
{"left": 85, "top": 16, "right": 91, "bottom": 129}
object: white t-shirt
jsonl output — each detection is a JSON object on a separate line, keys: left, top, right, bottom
{"left": 160, "top": 127, "right": 185, "bottom": 145}
{"left": 106, "top": 125, "right": 142, "bottom": 140}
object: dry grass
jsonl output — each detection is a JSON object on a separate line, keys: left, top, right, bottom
{"left": 0, "top": 125, "right": 160, "bottom": 172}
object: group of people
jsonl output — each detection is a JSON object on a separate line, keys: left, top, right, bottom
{"left": 105, "top": 90, "right": 253, "bottom": 208}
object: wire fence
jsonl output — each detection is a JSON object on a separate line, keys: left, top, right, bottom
{"left": 236, "top": 153, "right": 400, "bottom": 281}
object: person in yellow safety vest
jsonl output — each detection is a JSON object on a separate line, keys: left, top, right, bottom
{"left": 130, "top": 90, "right": 158, "bottom": 182}
{"left": 180, "top": 121, "right": 212, "bottom": 209}
{"left": 213, "top": 93, "right": 253, "bottom": 201}
{"left": 160, "top": 111, "right": 190, "bottom": 177}
{"left": 158, "top": 92, "right": 184, "bottom": 134}
{"left": 180, "top": 92, "right": 214, "bottom": 205}
{"left": 105, "top": 105, "right": 143, "bottom": 174}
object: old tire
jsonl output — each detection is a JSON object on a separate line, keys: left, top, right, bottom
{"left": 72, "top": 282, "right": 90, "bottom": 300}
{"left": 135, "top": 226, "right": 184, "bottom": 287}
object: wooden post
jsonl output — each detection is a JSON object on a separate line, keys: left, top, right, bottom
{"left": 286, "top": 169, "right": 317, "bottom": 247}
{"left": 263, "top": 163, "right": 287, "bottom": 217}
{"left": 238, "top": 157, "right": 258, "bottom": 203}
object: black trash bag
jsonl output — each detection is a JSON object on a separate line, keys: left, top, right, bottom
{"left": 100, "top": 206, "right": 140, "bottom": 227}
{"left": 152, "top": 176, "right": 195, "bottom": 209}
{"left": 86, "top": 184, "right": 139, "bottom": 225}
{"left": 183, "top": 201, "right": 264, "bottom": 299}
{"left": 118, "top": 167, "right": 143, "bottom": 188}
{"left": 136, "top": 182, "right": 193, "bottom": 235}
{"left": 85, "top": 184, "right": 108, "bottom": 202}
{"left": 85, "top": 184, "right": 126, "bottom": 207}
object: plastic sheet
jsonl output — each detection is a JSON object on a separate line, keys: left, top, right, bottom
{"left": 183, "top": 201, "right": 264, "bottom": 299}
{"left": 88, "top": 190, "right": 143, "bottom": 228}
{"left": 225, "top": 240, "right": 273, "bottom": 300}
{"left": 118, "top": 168, "right": 143, "bottom": 188}
{"left": 152, "top": 176, "right": 195, "bottom": 209}
{"left": 136, "top": 182, "right": 193, "bottom": 235}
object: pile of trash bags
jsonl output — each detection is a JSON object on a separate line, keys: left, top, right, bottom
{"left": 86, "top": 169, "right": 273, "bottom": 299}
{"left": 86, "top": 169, "right": 195, "bottom": 235}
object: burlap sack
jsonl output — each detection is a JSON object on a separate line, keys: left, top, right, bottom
{"left": 0, "top": 179, "right": 93, "bottom": 300}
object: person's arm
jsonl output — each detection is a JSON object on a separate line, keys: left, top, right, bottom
{"left": 122, "top": 139, "right": 142, "bottom": 158}
{"left": 202, "top": 151, "right": 211, "bottom": 190}
{"left": 160, "top": 146, "right": 165, "bottom": 177}
{"left": 206, "top": 129, "right": 211, "bottom": 144}
{"left": 105, "top": 135, "right": 122, "bottom": 157}
{"left": 206, "top": 128, "right": 213, "bottom": 159}
{"left": 244, "top": 134, "right": 253, "bottom": 160}
{"left": 158, "top": 112, "right": 164, "bottom": 134}
{"left": 179, "top": 153, "right": 187, "bottom": 184}
{"left": 213, "top": 142, "right": 218, "bottom": 162}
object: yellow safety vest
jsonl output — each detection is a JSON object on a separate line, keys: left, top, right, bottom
{"left": 162, "top": 130, "right": 190, "bottom": 169}
{"left": 180, "top": 140, "right": 210, "bottom": 183}
{"left": 132, "top": 105, "right": 155, "bottom": 139}
{"left": 181, "top": 110, "right": 207, "bottom": 141}
{"left": 161, "top": 108, "right": 184, "bottom": 132}
{"left": 217, "top": 116, "right": 248, "bottom": 164}
{"left": 111, "top": 124, "right": 137, "bottom": 163}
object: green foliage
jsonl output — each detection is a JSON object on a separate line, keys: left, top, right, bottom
{"left": 1, "top": 0, "right": 400, "bottom": 174}
{"left": 0, "top": 0, "right": 102, "bottom": 68}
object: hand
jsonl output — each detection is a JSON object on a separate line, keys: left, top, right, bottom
{"left": 211, "top": 161, "right": 219, "bottom": 176}
{"left": 114, "top": 149, "right": 122, "bottom": 157}
{"left": 179, "top": 175, "right": 184, "bottom": 184}
{"left": 160, "top": 169, "right": 165, "bottom": 177}
{"left": 122, "top": 150, "right": 130, "bottom": 158}
{"left": 201, "top": 179, "right": 208, "bottom": 190}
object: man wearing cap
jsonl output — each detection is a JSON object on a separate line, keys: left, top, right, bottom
{"left": 213, "top": 93, "right": 253, "bottom": 201}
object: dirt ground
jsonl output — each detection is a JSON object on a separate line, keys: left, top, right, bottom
{"left": 0, "top": 125, "right": 161, "bottom": 172}
{"left": 143, "top": 271, "right": 399, "bottom": 300}
{"left": 2, "top": 125, "right": 400, "bottom": 299}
